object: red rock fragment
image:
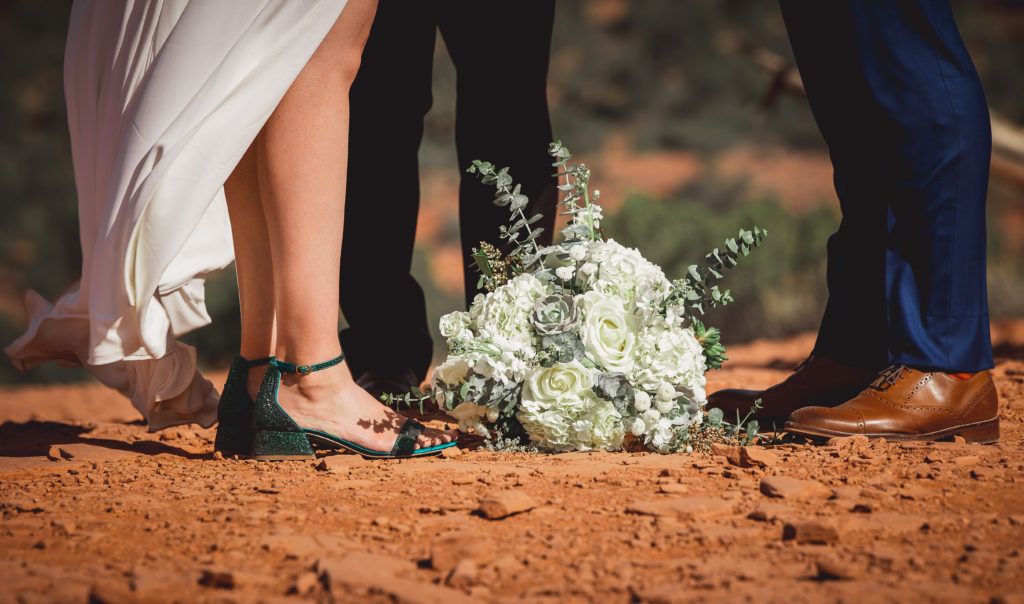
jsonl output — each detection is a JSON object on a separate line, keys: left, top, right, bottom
{"left": 759, "top": 476, "right": 831, "bottom": 500}
{"left": 626, "top": 497, "right": 736, "bottom": 521}
{"left": 478, "top": 490, "right": 536, "bottom": 519}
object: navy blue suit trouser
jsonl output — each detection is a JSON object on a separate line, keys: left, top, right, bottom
{"left": 780, "top": 0, "right": 993, "bottom": 372}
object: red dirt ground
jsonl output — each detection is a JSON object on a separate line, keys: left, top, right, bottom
{"left": 1, "top": 321, "right": 1023, "bottom": 603}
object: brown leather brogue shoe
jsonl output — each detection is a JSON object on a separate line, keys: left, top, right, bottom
{"left": 707, "top": 355, "right": 879, "bottom": 427}
{"left": 785, "top": 365, "right": 999, "bottom": 443}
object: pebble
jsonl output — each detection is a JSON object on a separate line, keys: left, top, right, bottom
{"left": 815, "top": 556, "right": 864, "bottom": 580}
{"left": 739, "top": 447, "right": 779, "bottom": 468}
{"left": 293, "top": 571, "right": 319, "bottom": 595}
{"left": 747, "top": 502, "right": 792, "bottom": 522}
{"left": 952, "top": 455, "right": 981, "bottom": 467}
{"left": 782, "top": 519, "right": 842, "bottom": 544}
{"left": 446, "top": 559, "right": 478, "bottom": 588}
{"left": 709, "top": 443, "right": 742, "bottom": 466}
{"left": 658, "top": 482, "right": 689, "bottom": 495}
{"left": 626, "top": 497, "right": 736, "bottom": 521}
{"left": 759, "top": 476, "right": 832, "bottom": 500}
{"left": 431, "top": 532, "right": 497, "bottom": 573}
{"left": 478, "top": 490, "right": 536, "bottom": 520}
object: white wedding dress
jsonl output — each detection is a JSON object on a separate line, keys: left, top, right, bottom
{"left": 4, "top": 0, "right": 348, "bottom": 430}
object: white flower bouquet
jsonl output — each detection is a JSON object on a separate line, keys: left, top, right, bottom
{"left": 428, "top": 142, "right": 765, "bottom": 453}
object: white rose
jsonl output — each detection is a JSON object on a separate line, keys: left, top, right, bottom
{"left": 555, "top": 265, "right": 575, "bottom": 281}
{"left": 579, "top": 262, "right": 598, "bottom": 276}
{"left": 517, "top": 361, "right": 624, "bottom": 452}
{"left": 579, "top": 291, "right": 637, "bottom": 374}
{"left": 439, "top": 311, "right": 472, "bottom": 338}
{"left": 628, "top": 417, "right": 646, "bottom": 436}
{"left": 432, "top": 356, "right": 471, "bottom": 387}
{"left": 633, "top": 390, "right": 651, "bottom": 412}
{"left": 523, "top": 360, "right": 593, "bottom": 403}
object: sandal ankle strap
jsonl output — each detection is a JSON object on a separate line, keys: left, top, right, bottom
{"left": 240, "top": 355, "right": 275, "bottom": 368}
{"left": 273, "top": 354, "right": 345, "bottom": 376}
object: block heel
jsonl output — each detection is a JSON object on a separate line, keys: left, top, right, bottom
{"left": 214, "top": 355, "right": 273, "bottom": 457}
{"left": 251, "top": 429, "right": 315, "bottom": 460}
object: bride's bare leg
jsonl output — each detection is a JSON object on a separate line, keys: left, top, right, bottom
{"left": 225, "top": 143, "right": 277, "bottom": 396}
{"left": 253, "top": 0, "right": 453, "bottom": 450}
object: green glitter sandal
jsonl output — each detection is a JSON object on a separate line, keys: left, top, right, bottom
{"left": 213, "top": 355, "right": 274, "bottom": 457}
{"left": 251, "top": 354, "right": 457, "bottom": 461}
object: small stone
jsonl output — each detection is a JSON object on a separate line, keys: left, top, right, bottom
{"left": 440, "top": 446, "right": 464, "bottom": 458}
{"left": 971, "top": 466, "right": 997, "bottom": 480}
{"left": 47, "top": 446, "right": 64, "bottom": 461}
{"left": 626, "top": 497, "right": 735, "bottom": 521}
{"left": 747, "top": 502, "right": 792, "bottom": 522}
{"left": 658, "top": 482, "right": 689, "bottom": 495}
{"left": 431, "top": 532, "right": 497, "bottom": 573}
{"left": 899, "top": 486, "right": 933, "bottom": 501}
{"left": 815, "top": 557, "right": 864, "bottom": 580}
{"left": 710, "top": 443, "right": 742, "bottom": 466}
{"left": 316, "top": 455, "right": 371, "bottom": 472}
{"left": 372, "top": 516, "right": 390, "bottom": 528}
{"left": 739, "top": 447, "right": 778, "bottom": 468}
{"left": 317, "top": 552, "right": 414, "bottom": 584}
{"left": 490, "top": 555, "right": 522, "bottom": 576}
{"left": 198, "top": 569, "right": 235, "bottom": 589}
{"left": 89, "top": 581, "right": 136, "bottom": 604}
{"left": 211, "top": 450, "right": 224, "bottom": 460}
{"left": 293, "top": 571, "right": 319, "bottom": 595}
{"left": 830, "top": 486, "right": 862, "bottom": 501}
{"left": 319, "top": 553, "right": 473, "bottom": 604}
{"left": 850, "top": 512, "right": 928, "bottom": 535}
{"left": 826, "top": 435, "right": 868, "bottom": 448}
{"left": 1008, "top": 515, "right": 1024, "bottom": 526}
{"left": 759, "top": 476, "right": 832, "bottom": 500}
{"left": 952, "top": 455, "right": 981, "bottom": 467}
{"left": 782, "top": 519, "right": 842, "bottom": 544}
{"left": 478, "top": 491, "right": 536, "bottom": 520}
{"left": 952, "top": 435, "right": 967, "bottom": 444}
{"left": 446, "top": 559, "right": 478, "bottom": 588}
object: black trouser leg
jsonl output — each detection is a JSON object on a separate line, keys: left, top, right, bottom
{"left": 340, "top": 1, "right": 437, "bottom": 381}
{"left": 439, "top": 1, "right": 558, "bottom": 306}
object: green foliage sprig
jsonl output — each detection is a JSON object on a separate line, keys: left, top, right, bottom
{"left": 467, "top": 161, "right": 547, "bottom": 291}
{"left": 672, "top": 226, "right": 767, "bottom": 317}
{"left": 549, "top": 141, "right": 601, "bottom": 242}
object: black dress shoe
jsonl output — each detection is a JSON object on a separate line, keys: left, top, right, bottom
{"left": 707, "top": 355, "right": 880, "bottom": 427}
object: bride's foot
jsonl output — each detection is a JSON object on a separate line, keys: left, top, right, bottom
{"left": 247, "top": 359, "right": 456, "bottom": 454}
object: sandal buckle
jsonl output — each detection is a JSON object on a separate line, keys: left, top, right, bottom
{"left": 296, "top": 364, "right": 312, "bottom": 375}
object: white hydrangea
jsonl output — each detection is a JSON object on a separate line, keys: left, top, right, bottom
{"left": 631, "top": 316, "right": 708, "bottom": 402}
{"left": 470, "top": 273, "right": 549, "bottom": 354}
{"left": 586, "top": 239, "right": 672, "bottom": 309}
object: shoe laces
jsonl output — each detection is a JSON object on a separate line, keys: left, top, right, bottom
{"left": 872, "top": 364, "right": 909, "bottom": 391}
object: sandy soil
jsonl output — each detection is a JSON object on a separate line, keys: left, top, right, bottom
{"left": 2, "top": 323, "right": 1023, "bottom": 604}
